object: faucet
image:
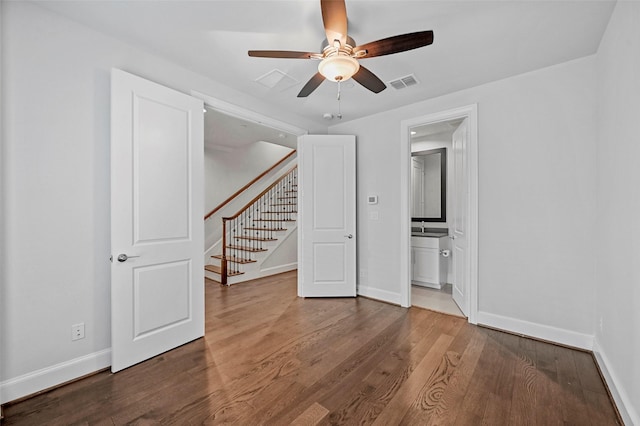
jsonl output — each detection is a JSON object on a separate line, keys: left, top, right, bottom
{"left": 421, "top": 221, "right": 425, "bottom": 233}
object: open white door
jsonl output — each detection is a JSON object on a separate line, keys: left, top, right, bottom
{"left": 298, "top": 135, "right": 356, "bottom": 297}
{"left": 451, "top": 118, "right": 469, "bottom": 317}
{"left": 110, "top": 69, "right": 204, "bottom": 372}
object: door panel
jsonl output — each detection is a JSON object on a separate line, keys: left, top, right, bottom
{"left": 133, "top": 260, "right": 191, "bottom": 339}
{"left": 111, "top": 69, "right": 204, "bottom": 372}
{"left": 135, "top": 95, "right": 191, "bottom": 241}
{"left": 298, "top": 135, "right": 356, "bottom": 297}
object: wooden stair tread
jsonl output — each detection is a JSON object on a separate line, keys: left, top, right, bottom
{"left": 226, "top": 244, "right": 268, "bottom": 252}
{"left": 263, "top": 211, "right": 297, "bottom": 214}
{"left": 234, "top": 236, "right": 277, "bottom": 242}
{"left": 205, "top": 264, "right": 243, "bottom": 276}
{"left": 204, "top": 264, "right": 221, "bottom": 274}
{"left": 211, "top": 254, "right": 256, "bottom": 264}
{"left": 252, "top": 219, "right": 295, "bottom": 222}
{"left": 270, "top": 203, "right": 297, "bottom": 206}
{"left": 243, "top": 227, "right": 287, "bottom": 231}
{"left": 278, "top": 196, "right": 297, "bottom": 199}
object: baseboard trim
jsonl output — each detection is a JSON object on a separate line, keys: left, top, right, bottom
{"left": 357, "top": 285, "right": 401, "bottom": 305}
{"left": 0, "top": 349, "right": 111, "bottom": 404}
{"left": 476, "top": 311, "right": 594, "bottom": 350}
{"left": 593, "top": 338, "right": 638, "bottom": 426}
{"left": 260, "top": 262, "right": 297, "bottom": 275}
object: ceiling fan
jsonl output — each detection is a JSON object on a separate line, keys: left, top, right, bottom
{"left": 248, "top": 0, "right": 434, "bottom": 97}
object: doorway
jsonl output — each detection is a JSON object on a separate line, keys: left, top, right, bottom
{"left": 409, "top": 118, "right": 464, "bottom": 317}
{"left": 399, "top": 105, "right": 478, "bottom": 324}
{"left": 193, "top": 91, "right": 307, "bottom": 286}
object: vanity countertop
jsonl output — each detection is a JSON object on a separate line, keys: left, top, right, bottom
{"left": 411, "top": 227, "right": 448, "bottom": 238}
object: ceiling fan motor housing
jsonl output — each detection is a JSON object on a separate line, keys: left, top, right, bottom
{"left": 318, "top": 36, "right": 360, "bottom": 82}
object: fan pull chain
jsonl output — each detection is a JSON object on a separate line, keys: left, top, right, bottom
{"left": 337, "top": 80, "right": 343, "bottom": 119}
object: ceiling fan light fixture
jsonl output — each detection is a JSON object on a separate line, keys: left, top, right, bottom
{"left": 318, "top": 55, "right": 360, "bottom": 82}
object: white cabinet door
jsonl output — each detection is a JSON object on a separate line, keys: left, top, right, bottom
{"left": 413, "top": 247, "right": 440, "bottom": 284}
{"left": 111, "top": 69, "right": 204, "bottom": 372}
{"left": 298, "top": 135, "right": 356, "bottom": 297}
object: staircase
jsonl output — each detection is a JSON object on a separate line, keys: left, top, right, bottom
{"left": 205, "top": 166, "right": 297, "bottom": 285}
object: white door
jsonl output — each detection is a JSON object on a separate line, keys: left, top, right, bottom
{"left": 451, "top": 118, "right": 469, "bottom": 316}
{"left": 110, "top": 69, "right": 204, "bottom": 372}
{"left": 298, "top": 135, "right": 356, "bottom": 297}
{"left": 411, "top": 157, "right": 425, "bottom": 217}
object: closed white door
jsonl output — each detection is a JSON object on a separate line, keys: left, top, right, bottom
{"left": 451, "top": 118, "right": 469, "bottom": 317}
{"left": 298, "top": 135, "right": 356, "bottom": 297}
{"left": 110, "top": 69, "right": 204, "bottom": 372}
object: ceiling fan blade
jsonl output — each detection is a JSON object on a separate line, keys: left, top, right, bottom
{"left": 297, "top": 72, "right": 326, "bottom": 97}
{"left": 248, "top": 50, "right": 317, "bottom": 59}
{"left": 321, "top": 0, "right": 348, "bottom": 46}
{"left": 354, "top": 30, "right": 434, "bottom": 58}
{"left": 352, "top": 65, "right": 386, "bottom": 94}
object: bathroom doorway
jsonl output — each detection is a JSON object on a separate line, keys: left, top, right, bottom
{"left": 399, "top": 105, "right": 478, "bottom": 324}
{"left": 409, "top": 118, "right": 464, "bottom": 317}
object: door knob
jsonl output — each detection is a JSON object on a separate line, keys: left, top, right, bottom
{"left": 344, "top": 234, "right": 353, "bottom": 239}
{"left": 117, "top": 253, "right": 140, "bottom": 262}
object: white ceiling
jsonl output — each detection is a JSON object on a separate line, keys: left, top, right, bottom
{"left": 203, "top": 107, "right": 298, "bottom": 149}
{"left": 34, "top": 0, "right": 615, "bottom": 129}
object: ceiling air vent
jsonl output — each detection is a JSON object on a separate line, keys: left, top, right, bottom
{"left": 389, "top": 74, "right": 419, "bottom": 90}
{"left": 255, "top": 69, "right": 299, "bottom": 92}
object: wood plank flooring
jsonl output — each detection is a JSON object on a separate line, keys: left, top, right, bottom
{"left": 2, "top": 271, "right": 620, "bottom": 425}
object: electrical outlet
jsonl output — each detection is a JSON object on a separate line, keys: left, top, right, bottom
{"left": 71, "top": 323, "right": 85, "bottom": 341}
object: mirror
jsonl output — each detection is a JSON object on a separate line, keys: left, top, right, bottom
{"left": 411, "top": 147, "right": 446, "bottom": 222}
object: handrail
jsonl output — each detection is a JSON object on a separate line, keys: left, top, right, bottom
{"left": 204, "top": 149, "right": 296, "bottom": 220}
{"left": 223, "top": 165, "right": 297, "bottom": 221}
{"left": 220, "top": 165, "right": 297, "bottom": 285}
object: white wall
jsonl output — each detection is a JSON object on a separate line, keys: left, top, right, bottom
{"left": 0, "top": 1, "right": 322, "bottom": 403}
{"left": 330, "top": 56, "right": 598, "bottom": 343}
{"left": 204, "top": 141, "right": 293, "bottom": 213}
{"left": 594, "top": 2, "right": 640, "bottom": 424}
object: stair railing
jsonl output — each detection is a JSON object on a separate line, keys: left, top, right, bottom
{"left": 204, "top": 150, "right": 296, "bottom": 221}
{"left": 221, "top": 165, "right": 298, "bottom": 284}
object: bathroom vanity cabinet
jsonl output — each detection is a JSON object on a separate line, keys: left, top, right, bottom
{"left": 411, "top": 236, "right": 448, "bottom": 289}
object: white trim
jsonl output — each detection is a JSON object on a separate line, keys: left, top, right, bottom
{"left": 593, "top": 338, "right": 638, "bottom": 426}
{"left": 260, "top": 262, "right": 298, "bottom": 275}
{"left": 357, "top": 285, "right": 402, "bottom": 306}
{"left": 400, "top": 104, "right": 479, "bottom": 324}
{"left": 476, "top": 311, "right": 593, "bottom": 350}
{"left": 191, "top": 90, "right": 308, "bottom": 137}
{"left": 0, "top": 349, "right": 111, "bottom": 404}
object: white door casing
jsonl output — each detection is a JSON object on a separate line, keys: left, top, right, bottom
{"left": 298, "top": 135, "right": 356, "bottom": 297}
{"left": 111, "top": 69, "right": 204, "bottom": 372}
{"left": 400, "top": 105, "right": 478, "bottom": 324}
{"left": 451, "top": 118, "right": 469, "bottom": 317}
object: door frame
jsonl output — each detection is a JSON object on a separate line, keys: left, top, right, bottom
{"left": 191, "top": 91, "right": 308, "bottom": 140}
{"left": 399, "top": 104, "right": 479, "bottom": 324}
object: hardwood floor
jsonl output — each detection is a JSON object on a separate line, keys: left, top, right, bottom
{"left": 3, "top": 271, "right": 620, "bottom": 425}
